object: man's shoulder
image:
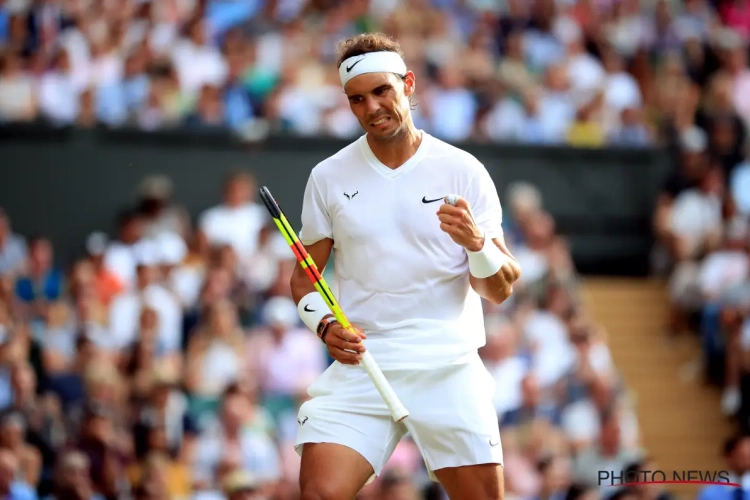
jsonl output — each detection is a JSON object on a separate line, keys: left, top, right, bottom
{"left": 425, "top": 134, "right": 484, "bottom": 167}
{"left": 311, "top": 136, "right": 366, "bottom": 177}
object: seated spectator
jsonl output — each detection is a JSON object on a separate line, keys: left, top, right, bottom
{"left": 0, "top": 411, "right": 41, "bottom": 486}
{"left": 132, "top": 367, "right": 197, "bottom": 464}
{"left": 624, "top": 457, "right": 679, "bottom": 500}
{"left": 566, "top": 94, "right": 606, "bottom": 148}
{"left": 0, "top": 448, "right": 37, "bottom": 500}
{"left": 44, "top": 449, "right": 104, "bottom": 500}
{"left": 246, "top": 296, "right": 327, "bottom": 424}
{"left": 524, "top": 285, "right": 577, "bottom": 391}
{"left": 571, "top": 408, "right": 644, "bottom": 495}
{"left": 532, "top": 454, "right": 573, "bottom": 500}
{"left": 127, "top": 451, "right": 191, "bottom": 500}
{"left": 608, "top": 107, "right": 652, "bottom": 147}
{"left": 0, "top": 209, "right": 28, "bottom": 277}
{"left": 731, "top": 142, "right": 750, "bottom": 217}
{"left": 37, "top": 50, "right": 79, "bottom": 126}
{"left": 184, "top": 300, "right": 246, "bottom": 420}
{"left": 109, "top": 256, "right": 182, "bottom": 355}
{"left": 667, "top": 166, "right": 725, "bottom": 336}
{"left": 0, "top": 51, "right": 38, "bottom": 123}
{"left": 192, "top": 385, "right": 280, "bottom": 492}
{"left": 122, "top": 308, "right": 182, "bottom": 400}
{"left": 697, "top": 434, "right": 750, "bottom": 499}
{"left": 15, "top": 237, "right": 63, "bottom": 322}
{"left": 500, "top": 373, "right": 560, "bottom": 430}
{"left": 39, "top": 301, "right": 78, "bottom": 376}
{"left": 184, "top": 85, "right": 226, "bottom": 130}
{"left": 198, "top": 171, "right": 267, "bottom": 264}
{"left": 481, "top": 315, "right": 528, "bottom": 419}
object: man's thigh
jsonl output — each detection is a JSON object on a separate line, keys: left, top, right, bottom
{"left": 299, "top": 443, "right": 376, "bottom": 499}
{"left": 433, "top": 463, "right": 504, "bottom": 500}
{"left": 295, "top": 362, "right": 407, "bottom": 494}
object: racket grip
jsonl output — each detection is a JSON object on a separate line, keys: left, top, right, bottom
{"left": 359, "top": 350, "right": 409, "bottom": 422}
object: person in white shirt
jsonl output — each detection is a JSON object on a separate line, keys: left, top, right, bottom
{"left": 289, "top": 33, "right": 522, "bottom": 500}
{"left": 198, "top": 172, "right": 268, "bottom": 263}
{"left": 108, "top": 243, "right": 182, "bottom": 353}
{"left": 103, "top": 209, "right": 148, "bottom": 291}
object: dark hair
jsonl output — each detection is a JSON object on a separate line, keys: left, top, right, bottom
{"left": 335, "top": 33, "right": 416, "bottom": 110}
{"left": 336, "top": 33, "right": 404, "bottom": 69}
{"left": 723, "top": 434, "right": 750, "bottom": 457}
{"left": 116, "top": 208, "right": 141, "bottom": 229}
{"left": 609, "top": 488, "right": 639, "bottom": 500}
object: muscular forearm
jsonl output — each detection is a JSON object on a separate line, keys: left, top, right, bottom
{"left": 471, "top": 257, "right": 521, "bottom": 304}
{"left": 290, "top": 270, "right": 317, "bottom": 304}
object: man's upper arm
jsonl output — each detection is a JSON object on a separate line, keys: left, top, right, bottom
{"left": 299, "top": 170, "right": 333, "bottom": 246}
{"left": 467, "top": 163, "right": 504, "bottom": 240}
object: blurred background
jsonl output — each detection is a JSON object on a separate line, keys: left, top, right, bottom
{"left": 0, "top": 0, "right": 749, "bottom": 499}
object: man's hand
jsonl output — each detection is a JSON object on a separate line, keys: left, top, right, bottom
{"left": 324, "top": 323, "right": 367, "bottom": 365}
{"left": 436, "top": 196, "right": 484, "bottom": 252}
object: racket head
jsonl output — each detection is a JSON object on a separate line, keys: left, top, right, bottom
{"left": 259, "top": 186, "right": 282, "bottom": 219}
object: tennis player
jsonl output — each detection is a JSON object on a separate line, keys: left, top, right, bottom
{"left": 290, "top": 33, "right": 521, "bottom": 500}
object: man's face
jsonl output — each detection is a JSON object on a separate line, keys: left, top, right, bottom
{"left": 226, "top": 179, "right": 252, "bottom": 207}
{"left": 344, "top": 71, "right": 415, "bottom": 141}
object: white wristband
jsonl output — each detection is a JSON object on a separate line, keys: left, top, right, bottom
{"left": 297, "top": 292, "right": 331, "bottom": 332}
{"left": 467, "top": 233, "right": 510, "bottom": 279}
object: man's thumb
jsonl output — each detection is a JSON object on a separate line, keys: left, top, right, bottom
{"left": 445, "top": 195, "right": 470, "bottom": 209}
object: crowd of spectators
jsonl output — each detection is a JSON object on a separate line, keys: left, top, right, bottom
{"left": 0, "top": 163, "right": 658, "bottom": 500}
{"left": 8, "top": 0, "right": 750, "bottom": 498}
{"left": 0, "top": 0, "right": 746, "bottom": 147}
{"left": 634, "top": 1, "right": 750, "bottom": 497}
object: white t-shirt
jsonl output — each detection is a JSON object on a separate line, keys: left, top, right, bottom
{"left": 298, "top": 132, "right": 504, "bottom": 370}
{"left": 199, "top": 203, "right": 267, "bottom": 261}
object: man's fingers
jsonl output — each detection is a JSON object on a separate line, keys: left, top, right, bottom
{"left": 336, "top": 327, "right": 366, "bottom": 344}
{"left": 332, "top": 338, "right": 366, "bottom": 353}
{"left": 329, "top": 347, "right": 362, "bottom": 365}
{"left": 438, "top": 213, "right": 461, "bottom": 225}
{"left": 440, "top": 223, "right": 457, "bottom": 234}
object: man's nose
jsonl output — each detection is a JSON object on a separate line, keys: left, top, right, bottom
{"left": 363, "top": 95, "right": 380, "bottom": 116}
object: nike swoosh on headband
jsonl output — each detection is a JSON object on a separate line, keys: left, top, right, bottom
{"left": 346, "top": 59, "right": 364, "bottom": 73}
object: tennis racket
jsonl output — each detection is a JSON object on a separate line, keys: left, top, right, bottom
{"left": 259, "top": 186, "right": 409, "bottom": 422}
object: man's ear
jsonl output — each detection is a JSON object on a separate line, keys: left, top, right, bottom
{"left": 403, "top": 71, "right": 416, "bottom": 97}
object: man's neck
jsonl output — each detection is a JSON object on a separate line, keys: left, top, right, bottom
{"left": 366, "top": 124, "right": 422, "bottom": 170}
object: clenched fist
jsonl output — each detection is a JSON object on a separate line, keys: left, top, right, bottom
{"left": 436, "top": 195, "right": 484, "bottom": 252}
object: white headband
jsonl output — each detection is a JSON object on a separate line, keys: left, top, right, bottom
{"left": 338, "top": 51, "right": 407, "bottom": 88}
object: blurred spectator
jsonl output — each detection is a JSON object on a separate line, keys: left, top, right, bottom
{"left": 199, "top": 171, "right": 267, "bottom": 265}
{"left": 0, "top": 208, "right": 27, "bottom": 276}
{"left": 0, "top": 447, "right": 37, "bottom": 500}
{"left": 14, "top": 236, "right": 62, "bottom": 322}
{"left": 136, "top": 175, "right": 190, "bottom": 240}
{"left": 0, "top": 51, "right": 37, "bottom": 122}
{"left": 697, "top": 434, "right": 750, "bottom": 499}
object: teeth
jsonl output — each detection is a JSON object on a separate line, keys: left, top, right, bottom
{"left": 372, "top": 118, "right": 387, "bottom": 125}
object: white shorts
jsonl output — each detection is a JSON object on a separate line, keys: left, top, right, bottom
{"left": 294, "top": 353, "right": 503, "bottom": 483}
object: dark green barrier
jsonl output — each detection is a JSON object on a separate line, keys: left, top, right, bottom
{"left": 0, "top": 126, "right": 672, "bottom": 276}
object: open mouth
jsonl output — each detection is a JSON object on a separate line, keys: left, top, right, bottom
{"left": 371, "top": 117, "right": 390, "bottom": 127}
